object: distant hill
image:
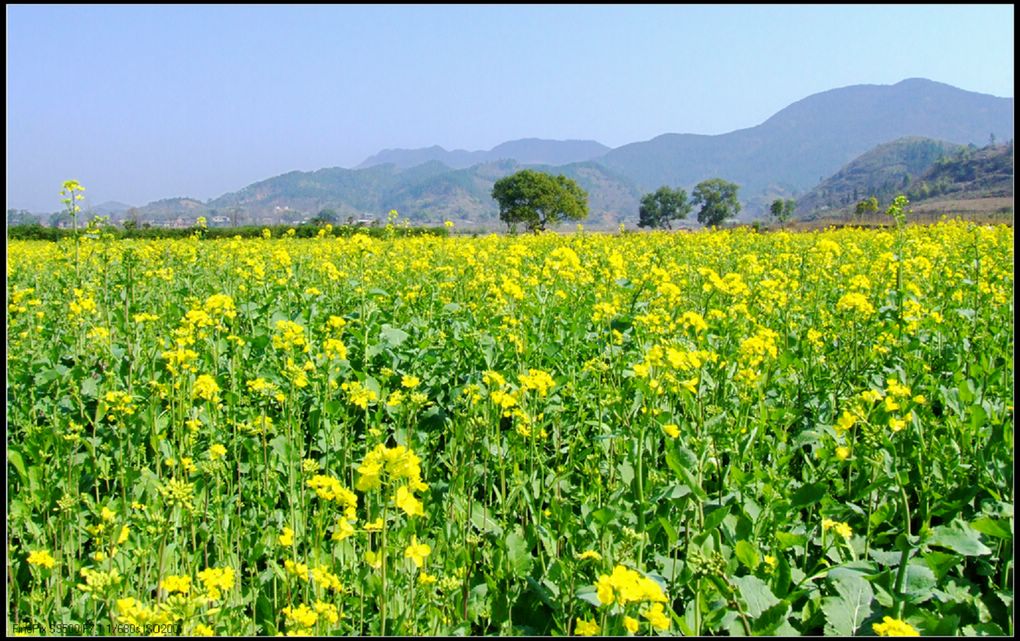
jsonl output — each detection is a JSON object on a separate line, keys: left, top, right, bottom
{"left": 797, "top": 141, "right": 1013, "bottom": 220}
{"left": 203, "top": 159, "right": 639, "bottom": 226}
{"left": 136, "top": 197, "right": 213, "bottom": 220}
{"left": 904, "top": 142, "right": 1013, "bottom": 201}
{"left": 595, "top": 78, "right": 1013, "bottom": 215}
{"left": 795, "top": 137, "right": 965, "bottom": 216}
{"left": 91, "top": 201, "right": 134, "bottom": 215}
{"left": 357, "top": 138, "right": 610, "bottom": 170}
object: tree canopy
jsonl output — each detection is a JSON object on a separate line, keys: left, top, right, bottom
{"left": 638, "top": 186, "right": 692, "bottom": 230}
{"left": 854, "top": 196, "right": 879, "bottom": 221}
{"left": 692, "top": 179, "right": 741, "bottom": 227}
{"left": 312, "top": 208, "right": 339, "bottom": 225}
{"left": 491, "top": 169, "right": 588, "bottom": 233}
{"left": 769, "top": 198, "right": 796, "bottom": 226}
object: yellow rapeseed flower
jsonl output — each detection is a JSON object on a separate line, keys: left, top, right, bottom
{"left": 822, "top": 518, "right": 853, "bottom": 541}
{"left": 279, "top": 527, "right": 295, "bottom": 547}
{"left": 404, "top": 535, "right": 431, "bottom": 568}
{"left": 161, "top": 575, "right": 192, "bottom": 594}
{"left": 624, "top": 616, "right": 639, "bottom": 633}
{"left": 872, "top": 616, "right": 920, "bottom": 636}
{"left": 574, "top": 618, "right": 600, "bottom": 636}
{"left": 27, "top": 550, "right": 57, "bottom": 569}
{"left": 193, "top": 374, "right": 221, "bottom": 402}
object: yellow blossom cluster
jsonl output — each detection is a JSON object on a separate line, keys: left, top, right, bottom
{"left": 356, "top": 444, "right": 428, "bottom": 517}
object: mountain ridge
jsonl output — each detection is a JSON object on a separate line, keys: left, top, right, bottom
{"left": 356, "top": 138, "right": 611, "bottom": 170}
{"left": 110, "top": 78, "right": 1013, "bottom": 226}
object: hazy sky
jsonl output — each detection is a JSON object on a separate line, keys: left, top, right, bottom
{"left": 6, "top": 4, "right": 1014, "bottom": 212}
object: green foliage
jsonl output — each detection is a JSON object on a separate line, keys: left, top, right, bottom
{"left": 6, "top": 223, "right": 450, "bottom": 242}
{"left": 692, "top": 178, "right": 741, "bottom": 227}
{"left": 491, "top": 169, "right": 589, "bottom": 233}
{"left": 854, "top": 196, "right": 880, "bottom": 220}
{"left": 769, "top": 198, "right": 796, "bottom": 225}
{"left": 797, "top": 138, "right": 965, "bottom": 217}
{"left": 885, "top": 194, "right": 910, "bottom": 227}
{"left": 7, "top": 208, "right": 40, "bottom": 226}
{"left": 312, "top": 208, "right": 339, "bottom": 225}
{"left": 905, "top": 142, "right": 1014, "bottom": 202}
{"left": 637, "top": 186, "right": 691, "bottom": 229}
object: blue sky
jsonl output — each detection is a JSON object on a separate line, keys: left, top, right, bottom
{"left": 6, "top": 4, "right": 1014, "bottom": 212}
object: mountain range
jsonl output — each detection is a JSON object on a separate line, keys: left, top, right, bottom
{"left": 356, "top": 138, "right": 611, "bottom": 170}
{"left": 101, "top": 78, "right": 1013, "bottom": 227}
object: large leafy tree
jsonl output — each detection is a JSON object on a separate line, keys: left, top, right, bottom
{"left": 692, "top": 178, "right": 741, "bottom": 227}
{"left": 491, "top": 169, "right": 588, "bottom": 233}
{"left": 638, "top": 186, "right": 692, "bottom": 230}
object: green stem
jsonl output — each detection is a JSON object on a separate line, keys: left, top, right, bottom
{"left": 893, "top": 479, "right": 913, "bottom": 619}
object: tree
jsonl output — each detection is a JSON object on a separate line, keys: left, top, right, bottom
{"left": 769, "top": 198, "right": 796, "bottom": 227}
{"left": 311, "top": 208, "right": 338, "bottom": 226}
{"left": 7, "top": 209, "right": 38, "bottom": 226}
{"left": 126, "top": 207, "right": 142, "bottom": 229}
{"left": 854, "top": 196, "right": 879, "bottom": 223}
{"left": 638, "top": 186, "right": 692, "bottom": 229}
{"left": 491, "top": 169, "right": 588, "bottom": 233}
{"left": 692, "top": 178, "right": 740, "bottom": 227}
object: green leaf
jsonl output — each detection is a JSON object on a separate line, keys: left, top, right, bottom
{"left": 81, "top": 376, "right": 99, "bottom": 399}
{"left": 733, "top": 575, "right": 779, "bottom": 618}
{"left": 970, "top": 516, "right": 1012, "bottom": 540}
{"left": 664, "top": 447, "right": 707, "bottom": 501}
{"left": 969, "top": 404, "right": 987, "bottom": 430}
{"left": 576, "top": 587, "right": 602, "bottom": 608}
{"left": 923, "top": 550, "right": 961, "bottom": 582}
{"left": 752, "top": 601, "right": 791, "bottom": 636}
{"left": 34, "top": 368, "right": 62, "bottom": 386}
{"left": 961, "top": 622, "right": 1005, "bottom": 636}
{"left": 505, "top": 528, "right": 533, "bottom": 577}
{"left": 903, "top": 560, "right": 937, "bottom": 604}
{"left": 790, "top": 482, "right": 827, "bottom": 509}
{"left": 775, "top": 531, "right": 807, "bottom": 550}
{"left": 469, "top": 501, "right": 504, "bottom": 536}
{"left": 822, "top": 571, "right": 873, "bottom": 635}
{"left": 703, "top": 504, "right": 731, "bottom": 532}
{"left": 927, "top": 519, "right": 992, "bottom": 556}
{"left": 658, "top": 517, "right": 679, "bottom": 547}
{"left": 7, "top": 448, "right": 27, "bottom": 483}
{"left": 255, "top": 593, "right": 276, "bottom": 635}
{"left": 269, "top": 435, "right": 296, "bottom": 471}
{"left": 735, "top": 540, "right": 761, "bottom": 571}
{"left": 379, "top": 324, "right": 410, "bottom": 347}
{"left": 655, "top": 554, "right": 684, "bottom": 582}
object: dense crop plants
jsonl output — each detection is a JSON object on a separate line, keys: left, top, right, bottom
{"left": 6, "top": 219, "right": 1013, "bottom": 636}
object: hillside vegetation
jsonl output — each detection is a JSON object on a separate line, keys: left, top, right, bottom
{"left": 797, "top": 142, "right": 1013, "bottom": 221}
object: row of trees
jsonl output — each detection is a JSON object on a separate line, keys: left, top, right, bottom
{"left": 490, "top": 171, "right": 756, "bottom": 233}
{"left": 636, "top": 179, "right": 745, "bottom": 229}
{"left": 637, "top": 182, "right": 800, "bottom": 229}
{"left": 480, "top": 171, "right": 881, "bottom": 231}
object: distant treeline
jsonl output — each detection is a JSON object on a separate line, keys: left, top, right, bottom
{"left": 6, "top": 223, "right": 451, "bottom": 242}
